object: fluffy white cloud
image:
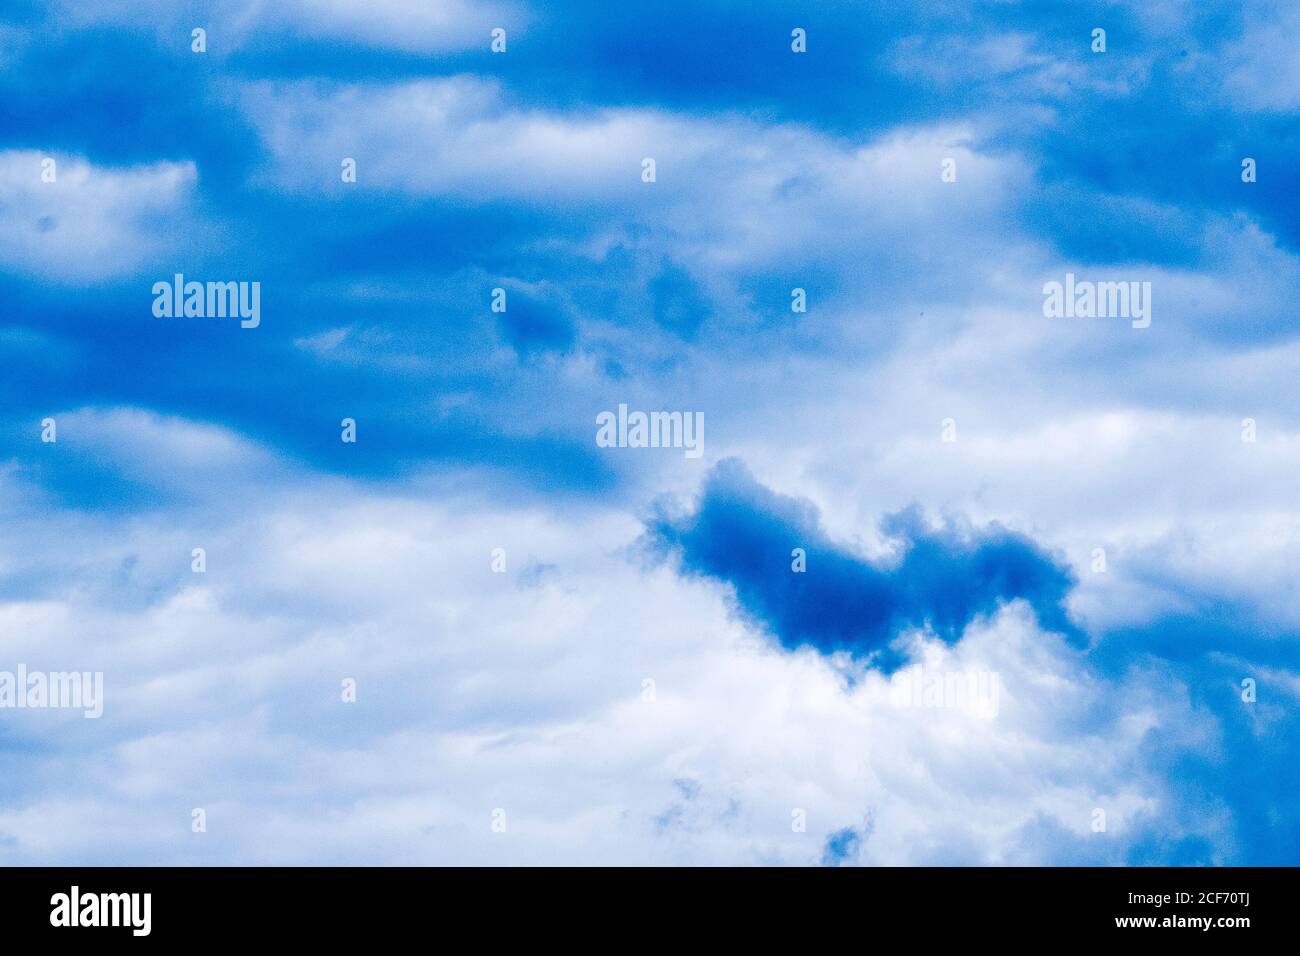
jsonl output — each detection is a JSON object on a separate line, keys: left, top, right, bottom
{"left": 0, "top": 151, "right": 196, "bottom": 280}
{"left": 0, "top": 438, "right": 1203, "bottom": 864}
{"left": 239, "top": 76, "right": 1019, "bottom": 236}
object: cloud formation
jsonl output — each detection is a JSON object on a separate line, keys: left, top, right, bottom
{"left": 0, "top": 0, "right": 1297, "bottom": 867}
{"left": 0, "top": 151, "right": 196, "bottom": 280}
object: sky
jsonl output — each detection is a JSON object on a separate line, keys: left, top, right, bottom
{"left": 0, "top": 0, "right": 1297, "bottom": 865}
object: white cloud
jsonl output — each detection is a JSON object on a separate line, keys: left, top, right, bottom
{"left": 240, "top": 76, "right": 1018, "bottom": 212}
{"left": 47, "top": 406, "right": 287, "bottom": 490}
{"left": 238, "top": 75, "right": 1030, "bottom": 326}
{"left": 0, "top": 464, "right": 1203, "bottom": 864}
{"left": 0, "top": 151, "right": 196, "bottom": 281}
{"left": 1222, "top": 3, "right": 1300, "bottom": 111}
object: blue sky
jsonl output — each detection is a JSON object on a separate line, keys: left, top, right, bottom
{"left": 1, "top": 0, "right": 1297, "bottom": 865}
